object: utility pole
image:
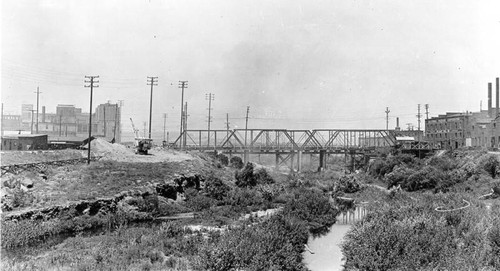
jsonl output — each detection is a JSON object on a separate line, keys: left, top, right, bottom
{"left": 84, "top": 75, "right": 99, "bottom": 164}
{"left": 112, "top": 103, "right": 119, "bottom": 143}
{"left": 178, "top": 81, "right": 188, "bottom": 148}
{"left": 417, "top": 104, "right": 422, "bottom": 131}
{"left": 183, "top": 102, "right": 188, "bottom": 149}
{"left": 245, "top": 106, "right": 250, "bottom": 148}
{"left": 163, "top": 113, "right": 167, "bottom": 146}
{"left": 225, "top": 113, "right": 230, "bottom": 139}
{"left": 112, "top": 100, "right": 123, "bottom": 143}
{"left": 29, "top": 109, "right": 36, "bottom": 134}
{"left": 147, "top": 76, "right": 158, "bottom": 140}
{"left": 206, "top": 93, "right": 214, "bottom": 147}
{"left": 385, "top": 107, "right": 390, "bottom": 130}
{"left": 34, "top": 86, "right": 41, "bottom": 134}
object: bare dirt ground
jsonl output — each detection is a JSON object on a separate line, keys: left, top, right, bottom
{"left": 1, "top": 139, "right": 225, "bottom": 214}
{"left": 1, "top": 139, "right": 196, "bottom": 166}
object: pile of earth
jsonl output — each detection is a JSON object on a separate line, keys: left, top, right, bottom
{"left": 89, "top": 138, "right": 196, "bottom": 163}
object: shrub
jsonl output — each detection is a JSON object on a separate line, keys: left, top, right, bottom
{"left": 224, "top": 188, "right": 263, "bottom": 210}
{"left": 235, "top": 163, "right": 275, "bottom": 188}
{"left": 204, "top": 176, "right": 230, "bottom": 201}
{"left": 196, "top": 214, "right": 309, "bottom": 271}
{"left": 235, "top": 163, "right": 257, "bottom": 187}
{"left": 254, "top": 168, "right": 275, "bottom": 185}
{"left": 185, "top": 188, "right": 215, "bottom": 212}
{"left": 335, "top": 175, "right": 361, "bottom": 193}
{"left": 282, "top": 188, "right": 339, "bottom": 236}
{"left": 229, "top": 156, "right": 244, "bottom": 169}
{"left": 478, "top": 154, "right": 500, "bottom": 178}
{"left": 342, "top": 194, "right": 494, "bottom": 270}
{"left": 370, "top": 153, "right": 419, "bottom": 178}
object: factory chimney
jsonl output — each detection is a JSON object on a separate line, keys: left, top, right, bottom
{"left": 42, "top": 106, "right": 46, "bottom": 122}
{"left": 488, "top": 82, "right": 492, "bottom": 117}
{"left": 497, "top": 77, "right": 500, "bottom": 119}
{"left": 396, "top": 117, "right": 400, "bottom": 131}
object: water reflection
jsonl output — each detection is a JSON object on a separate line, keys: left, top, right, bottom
{"left": 304, "top": 205, "right": 367, "bottom": 271}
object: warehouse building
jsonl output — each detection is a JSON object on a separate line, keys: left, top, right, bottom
{"left": 1, "top": 134, "right": 48, "bottom": 151}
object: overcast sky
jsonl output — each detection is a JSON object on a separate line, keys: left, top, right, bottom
{"left": 2, "top": 0, "right": 500, "bottom": 139}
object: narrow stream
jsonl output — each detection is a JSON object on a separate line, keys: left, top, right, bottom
{"left": 303, "top": 224, "right": 351, "bottom": 271}
{"left": 304, "top": 206, "right": 366, "bottom": 271}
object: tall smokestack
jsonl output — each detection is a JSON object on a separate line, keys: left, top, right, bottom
{"left": 497, "top": 77, "right": 500, "bottom": 118}
{"left": 396, "top": 117, "right": 400, "bottom": 131}
{"left": 42, "top": 106, "right": 46, "bottom": 122}
{"left": 488, "top": 82, "right": 492, "bottom": 117}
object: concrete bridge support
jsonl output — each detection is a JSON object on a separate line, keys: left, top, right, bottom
{"left": 297, "top": 151, "right": 302, "bottom": 172}
{"left": 318, "top": 150, "right": 327, "bottom": 171}
{"left": 243, "top": 150, "right": 249, "bottom": 164}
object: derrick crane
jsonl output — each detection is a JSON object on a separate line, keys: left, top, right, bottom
{"left": 130, "top": 118, "right": 152, "bottom": 155}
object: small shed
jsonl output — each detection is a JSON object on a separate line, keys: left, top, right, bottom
{"left": 1, "top": 134, "right": 48, "bottom": 151}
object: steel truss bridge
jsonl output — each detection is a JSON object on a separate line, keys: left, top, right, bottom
{"left": 172, "top": 129, "right": 438, "bottom": 171}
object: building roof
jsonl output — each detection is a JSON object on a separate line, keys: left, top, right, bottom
{"left": 1, "top": 134, "right": 48, "bottom": 139}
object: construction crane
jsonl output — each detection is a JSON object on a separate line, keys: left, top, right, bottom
{"left": 130, "top": 118, "right": 152, "bottom": 155}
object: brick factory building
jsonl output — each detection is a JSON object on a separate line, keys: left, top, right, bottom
{"left": 426, "top": 77, "right": 500, "bottom": 149}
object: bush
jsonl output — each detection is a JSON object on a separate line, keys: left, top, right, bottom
{"left": 229, "top": 156, "right": 244, "bottom": 169}
{"left": 197, "top": 214, "right": 309, "bottom": 271}
{"left": 282, "top": 188, "right": 339, "bottom": 236}
{"left": 254, "top": 168, "right": 275, "bottom": 185}
{"left": 204, "top": 175, "right": 230, "bottom": 201}
{"left": 224, "top": 188, "right": 263, "bottom": 210}
{"left": 478, "top": 154, "right": 500, "bottom": 178}
{"left": 185, "top": 188, "right": 215, "bottom": 212}
{"left": 342, "top": 194, "right": 496, "bottom": 270}
{"left": 370, "top": 153, "right": 419, "bottom": 178}
{"left": 335, "top": 175, "right": 361, "bottom": 193}
{"left": 235, "top": 163, "right": 275, "bottom": 188}
{"left": 235, "top": 163, "right": 257, "bottom": 187}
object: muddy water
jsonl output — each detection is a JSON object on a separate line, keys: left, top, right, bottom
{"left": 303, "top": 224, "right": 351, "bottom": 271}
{"left": 304, "top": 207, "right": 367, "bottom": 271}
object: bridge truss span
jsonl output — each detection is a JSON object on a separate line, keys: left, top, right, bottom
{"left": 173, "top": 128, "right": 397, "bottom": 153}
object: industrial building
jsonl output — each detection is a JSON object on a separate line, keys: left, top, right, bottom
{"left": 1, "top": 134, "right": 48, "bottom": 151}
{"left": 1, "top": 102, "right": 122, "bottom": 145}
{"left": 425, "top": 77, "right": 500, "bottom": 149}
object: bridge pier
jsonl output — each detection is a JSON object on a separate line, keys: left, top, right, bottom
{"left": 318, "top": 150, "right": 326, "bottom": 171}
{"left": 297, "top": 151, "right": 302, "bottom": 172}
{"left": 243, "top": 150, "right": 249, "bottom": 164}
{"left": 275, "top": 153, "right": 280, "bottom": 170}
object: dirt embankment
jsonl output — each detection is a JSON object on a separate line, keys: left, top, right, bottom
{"left": 1, "top": 139, "right": 229, "bottom": 215}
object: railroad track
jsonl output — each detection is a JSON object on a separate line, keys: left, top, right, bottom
{"left": 1, "top": 156, "right": 103, "bottom": 176}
